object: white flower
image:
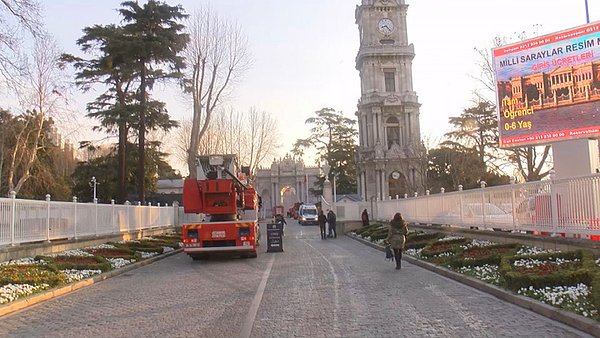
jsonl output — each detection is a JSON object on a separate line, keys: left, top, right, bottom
{"left": 86, "top": 243, "right": 117, "bottom": 250}
{"left": 107, "top": 258, "right": 134, "bottom": 269}
{"left": 61, "top": 269, "right": 102, "bottom": 283}
{"left": 50, "top": 249, "right": 93, "bottom": 257}
{"left": 517, "top": 246, "right": 559, "bottom": 256}
{"left": 0, "top": 283, "right": 50, "bottom": 304}
{"left": 139, "top": 251, "right": 159, "bottom": 259}
{"left": 437, "top": 236, "right": 464, "bottom": 242}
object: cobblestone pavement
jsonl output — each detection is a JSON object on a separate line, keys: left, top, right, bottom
{"left": 0, "top": 219, "right": 592, "bottom": 338}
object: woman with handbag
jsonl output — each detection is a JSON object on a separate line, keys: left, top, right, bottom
{"left": 386, "top": 212, "right": 408, "bottom": 270}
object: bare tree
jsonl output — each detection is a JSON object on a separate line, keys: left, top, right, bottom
{"left": 244, "top": 107, "right": 280, "bottom": 175}
{"left": 5, "top": 34, "right": 67, "bottom": 194}
{"left": 174, "top": 106, "right": 280, "bottom": 176}
{"left": 0, "top": 0, "right": 41, "bottom": 81}
{"left": 184, "top": 7, "right": 251, "bottom": 177}
{"left": 472, "top": 35, "right": 552, "bottom": 182}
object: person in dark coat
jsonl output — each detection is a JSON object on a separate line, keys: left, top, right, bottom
{"left": 327, "top": 209, "right": 337, "bottom": 238}
{"left": 361, "top": 209, "right": 370, "bottom": 227}
{"left": 386, "top": 212, "right": 408, "bottom": 270}
{"left": 318, "top": 209, "right": 327, "bottom": 240}
{"left": 275, "top": 214, "right": 286, "bottom": 235}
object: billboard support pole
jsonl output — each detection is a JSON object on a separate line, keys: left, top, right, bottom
{"left": 585, "top": 0, "right": 590, "bottom": 24}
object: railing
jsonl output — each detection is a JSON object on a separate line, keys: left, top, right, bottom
{"left": 0, "top": 193, "right": 178, "bottom": 247}
{"left": 336, "top": 173, "right": 600, "bottom": 240}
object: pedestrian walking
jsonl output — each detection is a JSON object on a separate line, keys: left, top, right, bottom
{"left": 386, "top": 212, "right": 408, "bottom": 270}
{"left": 361, "top": 209, "right": 370, "bottom": 227}
{"left": 318, "top": 209, "right": 327, "bottom": 240}
{"left": 327, "top": 209, "right": 337, "bottom": 238}
{"left": 275, "top": 214, "right": 286, "bottom": 235}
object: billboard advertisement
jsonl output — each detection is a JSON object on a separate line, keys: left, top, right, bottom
{"left": 492, "top": 21, "right": 600, "bottom": 148}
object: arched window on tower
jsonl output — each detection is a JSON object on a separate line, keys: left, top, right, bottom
{"left": 385, "top": 116, "right": 402, "bottom": 150}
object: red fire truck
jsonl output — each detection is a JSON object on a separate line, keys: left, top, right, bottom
{"left": 181, "top": 154, "right": 259, "bottom": 260}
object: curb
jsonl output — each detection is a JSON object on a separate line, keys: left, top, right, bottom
{"left": 347, "top": 234, "right": 600, "bottom": 338}
{"left": 0, "top": 248, "right": 183, "bottom": 318}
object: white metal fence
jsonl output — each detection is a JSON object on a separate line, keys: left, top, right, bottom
{"left": 0, "top": 193, "right": 178, "bottom": 247}
{"left": 335, "top": 173, "right": 600, "bottom": 240}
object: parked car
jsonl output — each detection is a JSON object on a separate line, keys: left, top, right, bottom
{"left": 298, "top": 204, "right": 318, "bottom": 225}
{"left": 433, "top": 203, "right": 514, "bottom": 229}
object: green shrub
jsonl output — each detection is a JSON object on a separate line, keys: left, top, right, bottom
{"left": 85, "top": 247, "right": 140, "bottom": 260}
{"left": 420, "top": 238, "right": 469, "bottom": 263}
{"left": 405, "top": 232, "right": 445, "bottom": 249}
{"left": 38, "top": 255, "right": 112, "bottom": 272}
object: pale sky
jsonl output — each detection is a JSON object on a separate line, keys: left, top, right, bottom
{"left": 38, "top": 0, "right": 600, "bottom": 173}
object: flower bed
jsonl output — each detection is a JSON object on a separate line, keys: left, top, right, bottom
{"left": 0, "top": 232, "right": 181, "bottom": 306}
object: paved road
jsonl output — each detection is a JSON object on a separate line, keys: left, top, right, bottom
{"left": 0, "top": 219, "right": 592, "bottom": 338}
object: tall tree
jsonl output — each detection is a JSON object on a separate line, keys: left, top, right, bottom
{"left": 184, "top": 7, "right": 251, "bottom": 178}
{"left": 119, "top": 0, "right": 188, "bottom": 202}
{"left": 443, "top": 101, "right": 499, "bottom": 171}
{"left": 292, "top": 108, "right": 358, "bottom": 194}
{"left": 61, "top": 24, "right": 137, "bottom": 203}
{"left": 427, "top": 145, "right": 507, "bottom": 192}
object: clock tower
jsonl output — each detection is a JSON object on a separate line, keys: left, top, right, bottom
{"left": 355, "top": 0, "right": 424, "bottom": 201}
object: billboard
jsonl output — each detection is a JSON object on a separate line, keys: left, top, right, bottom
{"left": 492, "top": 21, "right": 600, "bottom": 148}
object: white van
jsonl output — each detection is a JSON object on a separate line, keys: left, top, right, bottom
{"left": 298, "top": 204, "right": 318, "bottom": 225}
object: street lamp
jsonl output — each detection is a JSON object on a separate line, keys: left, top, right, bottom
{"left": 321, "top": 162, "right": 331, "bottom": 182}
{"left": 90, "top": 176, "right": 98, "bottom": 203}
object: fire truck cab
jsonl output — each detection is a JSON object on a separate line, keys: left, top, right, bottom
{"left": 181, "top": 154, "right": 259, "bottom": 260}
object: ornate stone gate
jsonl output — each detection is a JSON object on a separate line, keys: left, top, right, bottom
{"left": 253, "top": 154, "right": 320, "bottom": 216}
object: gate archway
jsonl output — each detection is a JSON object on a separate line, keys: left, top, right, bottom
{"left": 253, "top": 154, "right": 321, "bottom": 217}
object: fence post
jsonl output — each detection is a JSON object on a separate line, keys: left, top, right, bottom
{"left": 46, "top": 194, "right": 51, "bottom": 243}
{"left": 173, "top": 201, "right": 179, "bottom": 228}
{"left": 480, "top": 181, "right": 487, "bottom": 227}
{"left": 95, "top": 197, "right": 99, "bottom": 236}
{"left": 550, "top": 170, "right": 559, "bottom": 237}
{"left": 458, "top": 185, "right": 463, "bottom": 226}
{"left": 137, "top": 201, "right": 142, "bottom": 231}
{"left": 10, "top": 190, "right": 16, "bottom": 246}
{"left": 510, "top": 178, "right": 517, "bottom": 231}
{"left": 441, "top": 188, "right": 445, "bottom": 222}
{"left": 73, "top": 196, "right": 78, "bottom": 240}
{"left": 425, "top": 190, "right": 430, "bottom": 224}
{"left": 125, "top": 201, "right": 131, "bottom": 232}
{"left": 111, "top": 199, "right": 116, "bottom": 234}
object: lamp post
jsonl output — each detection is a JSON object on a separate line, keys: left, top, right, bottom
{"left": 90, "top": 176, "right": 98, "bottom": 203}
{"left": 321, "top": 162, "right": 332, "bottom": 210}
{"left": 333, "top": 174, "right": 337, "bottom": 211}
{"left": 322, "top": 162, "right": 331, "bottom": 182}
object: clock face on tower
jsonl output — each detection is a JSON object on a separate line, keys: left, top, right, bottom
{"left": 378, "top": 18, "right": 394, "bottom": 35}
{"left": 391, "top": 171, "right": 401, "bottom": 180}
